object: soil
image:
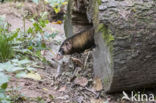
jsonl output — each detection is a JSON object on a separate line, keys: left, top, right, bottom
{"left": 0, "top": 2, "right": 124, "bottom": 103}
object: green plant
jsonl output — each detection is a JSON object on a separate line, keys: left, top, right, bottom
{"left": 32, "top": 0, "right": 67, "bottom": 13}
{"left": 0, "top": 16, "right": 16, "bottom": 62}
{"left": 0, "top": 13, "right": 53, "bottom": 102}
{"left": 47, "top": 0, "right": 67, "bottom": 13}
{"left": 0, "top": 72, "right": 11, "bottom": 103}
{"left": 0, "top": 15, "right": 20, "bottom": 62}
{"left": 26, "top": 15, "right": 49, "bottom": 59}
{"left": 0, "top": 34, "right": 14, "bottom": 62}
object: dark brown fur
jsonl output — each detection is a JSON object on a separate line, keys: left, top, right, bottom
{"left": 59, "top": 27, "right": 95, "bottom": 55}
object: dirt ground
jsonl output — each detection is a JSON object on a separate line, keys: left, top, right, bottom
{"left": 0, "top": 2, "right": 125, "bottom": 103}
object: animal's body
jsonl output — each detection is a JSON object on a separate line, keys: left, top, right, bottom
{"left": 58, "top": 27, "right": 95, "bottom": 57}
{"left": 55, "top": 27, "right": 95, "bottom": 77}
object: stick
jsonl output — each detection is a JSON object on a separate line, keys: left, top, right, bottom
{"left": 83, "top": 51, "right": 91, "bottom": 69}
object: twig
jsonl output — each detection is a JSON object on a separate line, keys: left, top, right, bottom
{"left": 56, "top": 61, "right": 62, "bottom": 78}
{"left": 23, "top": 17, "right": 25, "bottom": 35}
{"left": 83, "top": 87, "right": 98, "bottom": 96}
{"left": 83, "top": 51, "right": 91, "bottom": 69}
{"left": 52, "top": 58, "right": 63, "bottom": 78}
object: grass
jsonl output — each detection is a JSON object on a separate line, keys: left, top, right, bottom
{"left": 0, "top": 33, "right": 14, "bottom": 62}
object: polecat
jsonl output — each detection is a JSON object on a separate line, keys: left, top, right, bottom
{"left": 57, "top": 27, "right": 95, "bottom": 59}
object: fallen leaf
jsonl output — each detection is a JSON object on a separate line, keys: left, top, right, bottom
{"left": 90, "top": 98, "right": 105, "bottom": 103}
{"left": 52, "top": 20, "right": 62, "bottom": 24}
{"left": 71, "top": 57, "right": 83, "bottom": 67}
{"left": 56, "top": 20, "right": 62, "bottom": 24}
{"left": 25, "top": 72, "right": 41, "bottom": 80}
{"left": 93, "top": 77, "right": 103, "bottom": 91}
{"left": 58, "top": 85, "right": 66, "bottom": 92}
{"left": 56, "top": 95, "right": 69, "bottom": 100}
{"left": 16, "top": 72, "right": 41, "bottom": 80}
{"left": 49, "top": 94, "right": 54, "bottom": 100}
{"left": 74, "top": 77, "right": 88, "bottom": 87}
{"left": 43, "top": 88, "right": 48, "bottom": 91}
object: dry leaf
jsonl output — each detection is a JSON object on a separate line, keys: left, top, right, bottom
{"left": 25, "top": 72, "right": 41, "bottom": 81}
{"left": 74, "top": 77, "right": 88, "bottom": 87}
{"left": 71, "top": 57, "right": 83, "bottom": 67}
{"left": 58, "top": 85, "right": 66, "bottom": 92}
{"left": 93, "top": 77, "right": 103, "bottom": 91}
{"left": 43, "top": 88, "right": 48, "bottom": 91}
{"left": 90, "top": 98, "right": 105, "bottom": 103}
{"left": 52, "top": 20, "right": 62, "bottom": 24}
{"left": 56, "top": 20, "right": 62, "bottom": 24}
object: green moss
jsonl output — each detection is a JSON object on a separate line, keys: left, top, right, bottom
{"left": 97, "top": 24, "right": 114, "bottom": 46}
{"left": 92, "top": 1, "right": 114, "bottom": 46}
{"left": 97, "top": 0, "right": 102, "bottom": 5}
{"left": 103, "top": 77, "right": 109, "bottom": 84}
{"left": 98, "top": 23, "right": 114, "bottom": 69}
{"left": 92, "top": 0, "right": 114, "bottom": 69}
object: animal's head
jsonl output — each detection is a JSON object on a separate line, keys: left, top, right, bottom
{"left": 56, "top": 39, "right": 72, "bottom": 60}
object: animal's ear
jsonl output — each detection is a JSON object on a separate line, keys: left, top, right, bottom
{"left": 66, "top": 41, "right": 72, "bottom": 50}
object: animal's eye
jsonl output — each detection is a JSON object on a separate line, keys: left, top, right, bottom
{"left": 65, "top": 42, "right": 68, "bottom": 45}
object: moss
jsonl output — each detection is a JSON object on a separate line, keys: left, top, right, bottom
{"left": 98, "top": 23, "right": 114, "bottom": 69}
{"left": 97, "top": 0, "right": 102, "bottom": 5}
{"left": 103, "top": 77, "right": 109, "bottom": 84}
{"left": 92, "top": 1, "right": 114, "bottom": 46}
{"left": 97, "top": 23, "right": 114, "bottom": 47}
{"left": 92, "top": 0, "right": 114, "bottom": 69}
{"left": 91, "top": 0, "right": 99, "bottom": 27}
